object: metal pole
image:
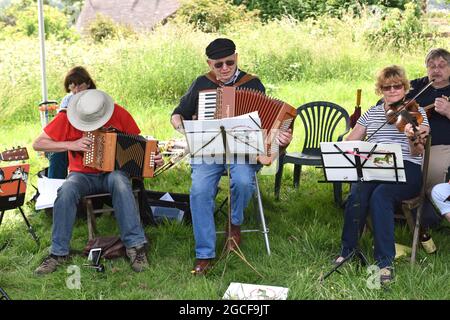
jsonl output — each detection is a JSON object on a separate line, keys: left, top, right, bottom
{"left": 37, "top": 0, "right": 48, "bottom": 103}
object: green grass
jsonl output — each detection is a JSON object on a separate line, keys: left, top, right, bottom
{"left": 1, "top": 17, "right": 449, "bottom": 300}
{"left": 1, "top": 168, "right": 449, "bottom": 300}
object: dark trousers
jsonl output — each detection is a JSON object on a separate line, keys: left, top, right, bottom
{"left": 48, "top": 151, "right": 68, "bottom": 179}
{"left": 340, "top": 160, "right": 422, "bottom": 268}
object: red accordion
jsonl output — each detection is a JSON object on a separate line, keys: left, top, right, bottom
{"left": 198, "top": 87, "right": 296, "bottom": 164}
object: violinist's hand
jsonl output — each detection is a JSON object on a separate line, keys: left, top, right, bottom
{"left": 277, "top": 128, "right": 293, "bottom": 148}
{"left": 434, "top": 96, "right": 450, "bottom": 118}
{"left": 403, "top": 123, "right": 420, "bottom": 140}
{"left": 154, "top": 152, "right": 164, "bottom": 168}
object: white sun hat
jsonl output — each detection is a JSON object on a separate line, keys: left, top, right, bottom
{"left": 67, "top": 89, "right": 115, "bottom": 132}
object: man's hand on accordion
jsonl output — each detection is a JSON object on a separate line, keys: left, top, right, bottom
{"left": 276, "top": 128, "right": 293, "bottom": 148}
{"left": 70, "top": 136, "right": 94, "bottom": 152}
{"left": 154, "top": 151, "right": 164, "bottom": 168}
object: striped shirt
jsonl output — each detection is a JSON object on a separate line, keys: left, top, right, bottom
{"left": 357, "top": 103, "right": 429, "bottom": 165}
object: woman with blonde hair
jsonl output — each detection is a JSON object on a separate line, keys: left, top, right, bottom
{"left": 334, "top": 65, "right": 429, "bottom": 284}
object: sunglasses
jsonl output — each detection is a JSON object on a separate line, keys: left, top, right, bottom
{"left": 213, "top": 60, "right": 235, "bottom": 69}
{"left": 381, "top": 84, "right": 404, "bottom": 91}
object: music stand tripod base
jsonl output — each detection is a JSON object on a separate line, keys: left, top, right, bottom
{"left": 321, "top": 248, "right": 369, "bottom": 281}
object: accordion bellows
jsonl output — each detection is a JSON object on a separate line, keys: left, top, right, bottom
{"left": 83, "top": 130, "right": 158, "bottom": 178}
{"left": 198, "top": 87, "right": 296, "bottom": 164}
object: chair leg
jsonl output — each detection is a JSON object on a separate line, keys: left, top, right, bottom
{"left": 274, "top": 160, "right": 284, "bottom": 200}
{"left": 85, "top": 199, "right": 96, "bottom": 240}
{"left": 401, "top": 204, "right": 416, "bottom": 233}
{"left": 293, "top": 165, "right": 302, "bottom": 189}
{"left": 411, "top": 205, "right": 424, "bottom": 265}
{"left": 254, "top": 173, "right": 270, "bottom": 256}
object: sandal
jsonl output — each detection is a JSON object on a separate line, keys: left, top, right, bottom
{"left": 380, "top": 267, "right": 394, "bottom": 285}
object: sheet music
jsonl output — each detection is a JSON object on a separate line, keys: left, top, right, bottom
{"left": 35, "top": 177, "right": 66, "bottom": 210}
{"left": 183, "top": 111, "right": 265, "bottom": 163}
{"left": 320, "top": 141, "right": 406, "bottom": 182}
{"left": 223, "top": 282, "right": 289, "bottom": 300}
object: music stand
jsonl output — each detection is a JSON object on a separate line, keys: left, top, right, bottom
{"left": 0, "top": 287, "right": 10, "bottom": 300}
{"left": 183, "top": 114, "right": 265, "bottom": 276}
{"left": 0, "top": 164, "right": 40, "bottom": 249}
{"left": 318, "top": 141, "right": 405, "bottom": 281}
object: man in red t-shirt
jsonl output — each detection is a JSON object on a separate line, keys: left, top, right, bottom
{"left": 32, "top": 89, "right": 163, "bottom": 274}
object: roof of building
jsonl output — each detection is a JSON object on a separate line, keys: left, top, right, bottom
{"left": 76, "top": 0, "right": 180, "bottom": 33}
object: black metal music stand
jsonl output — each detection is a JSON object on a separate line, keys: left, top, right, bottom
{"left": 318, "top": 142, "right": 404, "bottom": 281}
{"left": 0, "top": 177, "right": 40, "bottom": 250}
{"left": 185, "top": 119, "right": 265, "bottom": 276}
{"left": 0, "top": 287, "right": 11, "bottom": 300}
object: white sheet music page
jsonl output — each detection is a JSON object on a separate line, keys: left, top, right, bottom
{"left": 183, "top": 111, "right": 265, "bottom": 163}
{"left": 320, "top": 141, "right": 406, "bottom": 182}
{"left": 35, "top": 177, "right": 66, "bottom": 210}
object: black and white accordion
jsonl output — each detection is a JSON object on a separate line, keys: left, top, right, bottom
{"left": 83, "top": 129, "right": 158, "bottom": 178}
{"left": 198, "top": 86, "right": 296, "bottom": 164}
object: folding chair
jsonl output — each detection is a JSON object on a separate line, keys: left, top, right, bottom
{"left": 216, "top": 172, "right": 271, "bottom": 255}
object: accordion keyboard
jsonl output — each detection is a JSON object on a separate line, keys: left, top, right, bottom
{"left": 198, "top": 90, "right": 217, "bottom": 120}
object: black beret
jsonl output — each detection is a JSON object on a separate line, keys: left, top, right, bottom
{"left": 205, "top": 38, "right": 236, "bottom": 60}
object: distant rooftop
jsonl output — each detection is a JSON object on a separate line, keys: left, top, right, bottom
{"left": 427, "top": 0, "right": 450, "bottom": 12}
{"left": 76, "top": 0, "right": 180, "bottom": 33}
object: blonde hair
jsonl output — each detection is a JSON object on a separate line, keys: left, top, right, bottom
{"left": 375, "top": 65, "right": 410, "bottom": 95}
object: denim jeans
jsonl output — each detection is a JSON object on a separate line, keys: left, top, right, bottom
{"left": 51, "top": 171, "right": 147, "bottom": 256}
{"left": 190, "top": 163, "right": 259, "bottom": 259}
{"left": 340, "top": 160, "right": 422, "bottom": 268}
{"left": 48, "top": 151, "right": 68, "bottom": 179}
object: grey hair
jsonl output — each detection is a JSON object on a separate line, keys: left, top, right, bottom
{"left": 425, "top": 48, "right": 450, "bottom": 66}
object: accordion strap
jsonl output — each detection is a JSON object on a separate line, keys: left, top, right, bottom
{"left": 233, "top": 74, "right": 257, "bottom": 87}
{"left": 204, "top": 71, "right": 257, "bottom": 88}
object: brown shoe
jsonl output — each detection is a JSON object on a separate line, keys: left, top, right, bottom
{"left": 226, "top": 224, "right": 241, "bottom": 251}
{"left": 126, "top": 245, "right": 149, "bottom": 272}
{"left": 191, "top": 259, "right": 212, "bottom": 276}
{"left": 34, "top": 254, "right": 69, "bottom": 275}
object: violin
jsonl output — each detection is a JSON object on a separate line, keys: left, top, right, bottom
{"left": 366, "top": 80, "right": 434, "bottom": 146}
{"left": 386, "top": 98, "right": 426, "bottom": 146}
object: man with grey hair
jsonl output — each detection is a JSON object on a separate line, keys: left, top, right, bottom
{"left": 408, "top": 48, "right": 450, "bottom": 191}
{"left": 406, "top": 48, "right": 450, "bottom": 248}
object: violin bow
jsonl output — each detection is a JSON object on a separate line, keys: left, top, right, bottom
{"left": 366, "top": 79, "right": 435, "bottom": 142}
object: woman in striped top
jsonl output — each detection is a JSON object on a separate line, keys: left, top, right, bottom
{"left": 335, "top": 65, "right": 429, "bottom": 284}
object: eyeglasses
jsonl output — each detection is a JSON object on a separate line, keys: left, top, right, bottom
{"left": 213, "top": 60, "right": 235, "bottom": 69}
{"left": 381, "top": 84, "right": 404, "bottom": 91}
{"left": 426, "top": 63, "right": 448, "bottom": 70}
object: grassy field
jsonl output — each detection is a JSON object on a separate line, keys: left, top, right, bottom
{"left": 0, "top": 18, "right": 449, "bottom": 300}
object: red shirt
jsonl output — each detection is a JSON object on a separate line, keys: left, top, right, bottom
{"left": 44, "top": 104, "right": 141, "bottom": 173}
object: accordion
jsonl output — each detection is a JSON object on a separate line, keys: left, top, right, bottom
{"left": 83, "top": 130, "right": 158, "bottom": 178}
{"left": 198, "top": 86, "right": 296, "bottom": 164}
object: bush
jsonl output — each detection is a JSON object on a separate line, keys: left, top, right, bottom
{"left": 175, "top": 0, "right": 260, "bottom": 33}
{"left": 231, "top": 0, "right": 414, "bottom": 21}
{"left": 364, "top": 2, "right": 434, "bottom": 50}
{"left": 86, "top": 14, "right": 136, "bottom": 43}
{"left": 0, "top": 0, "right": 77, "bottom": 41}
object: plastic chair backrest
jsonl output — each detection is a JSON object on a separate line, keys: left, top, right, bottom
{"left": 297, "top": 101, "right": 350, "bottom": 156}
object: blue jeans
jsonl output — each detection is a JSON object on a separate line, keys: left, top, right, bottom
{"left": 190, "top": 163, "right": 259, "bottom": 259}
{"left": 340, "top": 160, "right": 422, "bottom": 268}
{"left": 51, "top": 171, "right": 147, "bottom": 256}
{"left": 48, "top": 151, "right": 68, "bottom": 179}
